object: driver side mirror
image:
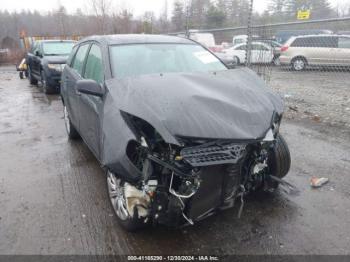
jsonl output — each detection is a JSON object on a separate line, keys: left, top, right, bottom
{"left": 35, "top": 50, "right": 42, "bottom": 57}
{"left": 77, "top": 79, "right": 104, "bottom": 97}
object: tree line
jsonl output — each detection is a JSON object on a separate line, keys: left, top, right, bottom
{"left": 0, "top": 0, "right": 349, "bottom": 49}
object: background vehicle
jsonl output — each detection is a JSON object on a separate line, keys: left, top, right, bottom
{"left": 26, "top": 40, "right": 76, "bottom": 94}
{"left": 61, "top": 34, "right": 290, "bottom": 231}
{"left": 217, "top": 41, "right": 274, "bottom": 65}
{"left": 279, "top": 34, "right": 350, "bottom": 71}
{"left": 259, "top": 40, "right": 283, "bottom": 65}
{"left": 274, "top": 29, "right": 333, "bottom": 44}
{"left": 232, "top": 34, "right": 259, "bottom": 45}
{"left": 188, "top": 31, "right": 223, "bottom": 52}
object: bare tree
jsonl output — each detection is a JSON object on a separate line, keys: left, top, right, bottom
{"left": 89, "top": 0, "right": 112, "bottom": 34}
{"left": 142, "top": 11, "right": 155, "bottom": 34}
{"left": 55, "top": 5, "right": 68, "bottom": 36}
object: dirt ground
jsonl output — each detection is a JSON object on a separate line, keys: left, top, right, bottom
{"left": 0, "top": 66, "right": 349, "bottom": 256}
{"left": 269, "top": 67, "right": 350, "bottom": 130}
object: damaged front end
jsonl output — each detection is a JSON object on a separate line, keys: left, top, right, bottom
{"left": 108, "top": 112, "right": 290, "bottom": 229}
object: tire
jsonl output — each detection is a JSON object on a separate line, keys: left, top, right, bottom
{"left": 273, "top": 56, "right": 281, "bottom": 66}
{"left": 41, "top": 71, "right": 55, "bottom": 94}
{"left": 63, "top": 105, "right": 80, "bottom": 139}
{"left": 233, "top": 56, "right": 240, "bottom": 66}
{"left": 28, "top": 67, "right": 38, "bottom": 85}
{"left": 106, "top": 170, "right": 146, "bottom": 232}
{"left": 292, "top": 57, "right": 306, "bottom": 71}
{"left": 269, "top": 134, "right": 291, "bottom": 180}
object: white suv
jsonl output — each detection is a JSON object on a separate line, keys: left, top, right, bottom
{"left": 279, "top": 34, "right": 350, "bottom": 70}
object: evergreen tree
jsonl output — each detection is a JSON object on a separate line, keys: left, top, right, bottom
{"left": 188, "top": 0, "right": 211, "bottom": 29}
{"left": 268, "top": 0, "right": 288, "bottom": 14}
{"left": 286, "top": 0, "right": 333, "bottom": 19}
{"left": 171, "top": 0, "right": 185, "bottom": 31}
{"left": 206, "top": 3, "right": 226, "bottom": 28}
{"left": 267, "top": 0, "right": 288, "bottom": 22}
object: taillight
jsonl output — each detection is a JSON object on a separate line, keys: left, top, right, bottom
{"left": 281, "top": 46, "right": 289, "bottom": 52}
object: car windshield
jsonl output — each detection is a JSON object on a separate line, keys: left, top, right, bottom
{"left": 42, "top": 42, "right": 75, "bottom": 56}
{"left": 109, "top": 44, "right": 227, "bottom": 78}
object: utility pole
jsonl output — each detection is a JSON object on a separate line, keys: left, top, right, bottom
{"left": 245, "top": 0, "right": 254, "bottom": 67}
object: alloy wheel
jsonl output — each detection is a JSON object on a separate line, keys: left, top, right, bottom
{"left": 107, "top": 171, "right": 129, "bottom": 220}
{"left": 293, "top": 59, "right": 305, "bottom": 71}
{"left": 63, "top": 106, "right": 71, "bottom": 134}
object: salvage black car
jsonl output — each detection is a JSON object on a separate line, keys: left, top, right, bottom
{"left": 26, "top": 40, "right": 76, "bottom": 94}
{"left": 61, "top": 35, "right": 291, "bottom": 231}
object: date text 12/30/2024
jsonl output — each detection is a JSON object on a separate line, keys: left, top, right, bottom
{"left": 127, "top": 256, "right": 220, "bottom": 261}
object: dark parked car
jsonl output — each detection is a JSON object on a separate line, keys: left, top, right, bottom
{"left": 61, "top": 34, "right": 291, "bottom": 231}
{"left": 26, "top": 40, "right": 76, "bottom": 94}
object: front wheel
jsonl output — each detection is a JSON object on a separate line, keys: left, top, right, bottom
{"left": 28, "top": 67, "right": 38, "bottom": 85}
{"left": 41, "top": 71, "right": 55, "bottom": 94}
{"left": 63, "top": 105, "right": 80, "bottom": 139}
{"left": 273, "top": 57, "right": 281, "bottom": 66}
{"left": 267, "top": 134, "right": 291, "bottom": 189}
{"left": 107, "top": 171, "right": 146, "bottom": 231}
{"left": 233, "top": 56, "right": 240, "bottom": 66}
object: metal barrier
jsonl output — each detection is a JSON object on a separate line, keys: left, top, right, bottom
{"left": 170, "top": 17, "right": 350, "bottom": 79}
{"left": 169, "top": 16, "right": 350, "bottom": 130}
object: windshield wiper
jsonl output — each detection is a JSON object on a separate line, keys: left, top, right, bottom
{"left": 44, "top": 53, "right": 66, "bottom": 56}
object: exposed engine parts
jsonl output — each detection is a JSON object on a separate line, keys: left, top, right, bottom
{"left": 114, "top": 129, "right": 292, "bottom": 229}
{"left": 108, "top": 109, "right": 292, "bottom": 229}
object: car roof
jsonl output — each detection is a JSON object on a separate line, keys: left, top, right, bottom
{"left": 37, "top": 40, "right": 76, "bottom": 43}
{"left": 292, "top": 34, "right": 347, "bottom": 39}
{"left": 232, "top": 41, "right": 270, "bottom": 48}
{"left": 80, "top": 34, "right": 195, "bottom": 45}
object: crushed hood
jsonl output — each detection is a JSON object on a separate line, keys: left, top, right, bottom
{"left": 105, "top": 68, "right": 284, "bottom": 144}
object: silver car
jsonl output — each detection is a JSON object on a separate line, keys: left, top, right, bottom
{"left": 279, "top": 35, "right": 350, "bottom": 70}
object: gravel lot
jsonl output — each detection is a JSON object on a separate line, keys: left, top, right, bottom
{"left": 269, "top": 67, "right": 350, "bottom": 131}
{"left": 0, "top": 65, "right": 349, "bottom": 256}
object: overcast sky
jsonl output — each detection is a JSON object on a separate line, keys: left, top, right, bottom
{"left": 0, "top": 0, "right": 348, "bottom": 18}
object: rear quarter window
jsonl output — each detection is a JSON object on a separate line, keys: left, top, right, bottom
{"left": 291, "top": 37, "right": 337, "bottom": 48}
{"left": 339, "top": 37, "right": 350, "bottom": 49}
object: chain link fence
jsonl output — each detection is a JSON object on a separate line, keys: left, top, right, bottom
{"left": 171, "top": 15, "right": 350, "bottom": 130}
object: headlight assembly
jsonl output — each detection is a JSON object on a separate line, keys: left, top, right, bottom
{"left": 47, "top": 64, "right": 64, "bottom": 72}
{"left": 271, "top": 112, "right": 282, "bottom": 135}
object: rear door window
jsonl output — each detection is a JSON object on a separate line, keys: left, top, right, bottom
{"left": 252, "top": 44, "right": 269, "bottom": 51}
{"left": 339, "top": 37, "right": 350, "bottom": 49}
{"left": 84, "top": 44, "right": 104, "bottom": 84}
{"left": 72, "top": 44, "right": 90, "bottom": 76}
